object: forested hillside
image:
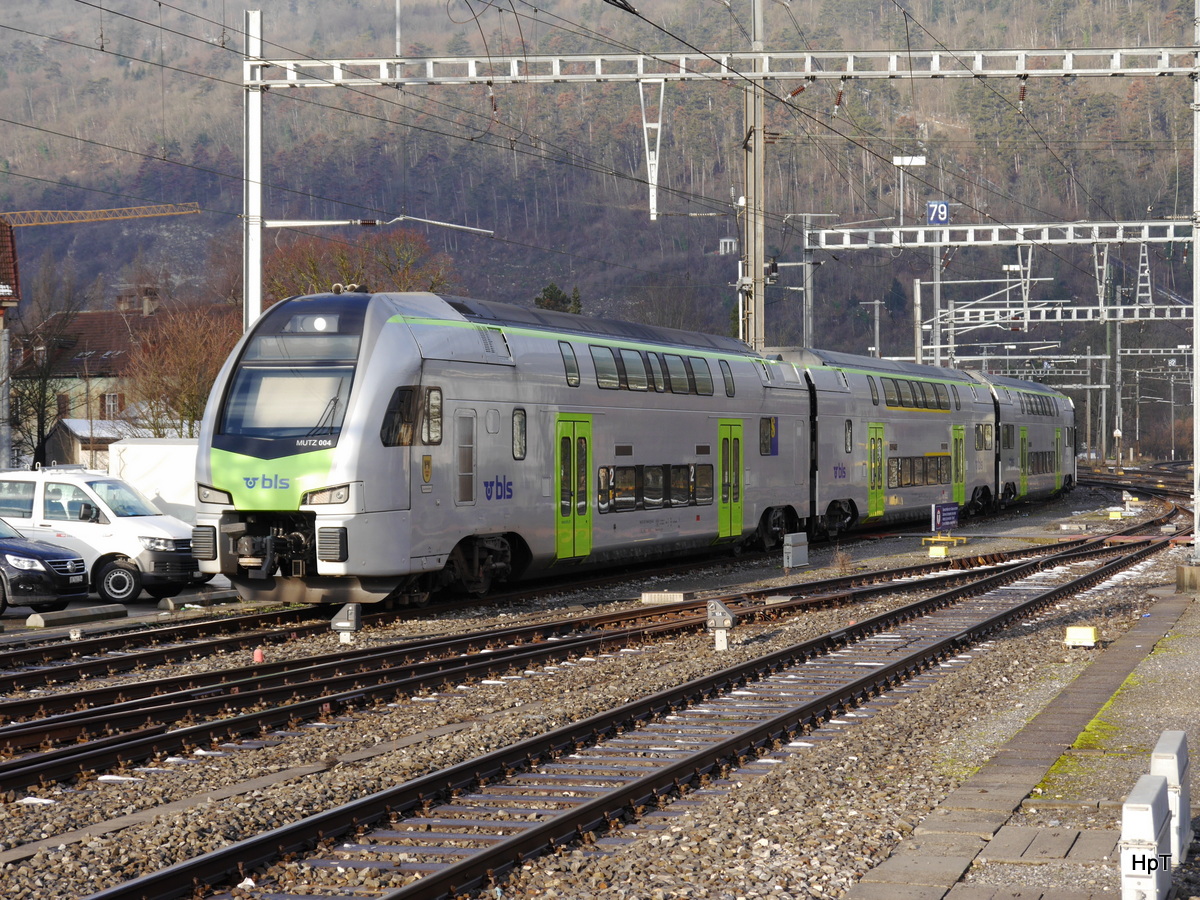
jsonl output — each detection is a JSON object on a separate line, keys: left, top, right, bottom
{"left": 0, "top": 0, "right": 1193, "bottom": 367}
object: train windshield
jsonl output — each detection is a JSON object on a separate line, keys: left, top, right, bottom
{"left": 218, "top": 301, "right": 365, "bottom": 441}
{"left": 220, "top": 366, "right": 354, "bottom": 438}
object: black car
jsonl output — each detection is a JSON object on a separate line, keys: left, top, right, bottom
{"left": 0, "top": 517, "right": 88, "bottom": 614}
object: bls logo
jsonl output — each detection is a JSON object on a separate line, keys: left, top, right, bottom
{"left": 832, "top": 464, "right": 847, "bottom": 480}
{"left": 243, "top": 474, "right": 291, "bottom": 490}
{"left": 484, "top": 475, "right": 513, "bottom": 501}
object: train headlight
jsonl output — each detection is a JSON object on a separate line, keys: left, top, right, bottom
{"left": 197, "top": 484, "right": 232, "bottom": 505}
{"left": 303, "top": 484, "right": 351, "bottom": 505}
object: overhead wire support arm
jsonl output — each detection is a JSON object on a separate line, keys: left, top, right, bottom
{"left": 263, "top": 215, "right": 494, "bottom": 237}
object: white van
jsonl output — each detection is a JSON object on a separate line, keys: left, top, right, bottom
{"left": 0, "top": 465, "right": 201, "bottom": 603}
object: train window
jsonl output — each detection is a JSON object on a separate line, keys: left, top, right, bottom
{"left": 559, "top": 342, "right": 580, "bottom": 387}
{"left": 613, "top": 467, "right": 637, "bottom": 511}
{"left": 934, "top": 384, "right": 950, "bottom": 410}
{"left": 720, "top": 360, "right": 736, "bottom": 397}
{"left": 938, "top": 456, "right": 951, "bottom": 483}
{"left": 897, "top": 380, "right": 915, "bottom": 408}
{"left": 512, "top": 408, "right": 527, "bottom": 460}
{"left": 664, "top": 354, "right": 691, "bottom": 393}
{"left": 421, "top": 387, "right": 443, "bottom": 445}
{"left": 912, "top": 383, "right": 928, "bottom": 408}
{"left": 669, "top": 465, "right": 692, "bottom": 506}
{"left": 689, "top": 358, "right": 715, "bottom": 395}
{"left": 379, "top": 387, "right": 417, "bottom": 447}
{"left": 911, "top": 457, "right": 925, "bottom": 484}
{"left": 560, "top": 440, "right": 572, "bottom": 517}
{"left": 1003, "top": 424, "right": 1014, "bottom": 449}
{"left": 643, "top": 465, "right": 665, "bottom": 509}
{"left": 984, "top": 424, "right": 993, "bottom": 449}
{"left": 975, "top": 425, "right": 984, "bottom": 451}
{"left": 455, "top": 413, "right": 475, "bottom": 504}
{"left": 926, "top": 459, "right": 940, "bottom": 485}
{"left": 590, "top": 346, "right": 620, "bottom": 389}
{"left": 695, "top": 465, "right": 714, "bottom": 505}
{"left": 648, "top": 354, "right": 668, "bottom": 392}
{"left": 597, "top": 466, "right": 612, "bottom": 513}
{"left": 760, "top": 417, "right": 777, "bottom": 456}
{"left": 867, "top": 376, "right": 879, "bottom": 405}
{"left": 900, "top": 457, "right": 913, "bottom": 487}
{"left": 882, "top": 378, "right": 899, "bottom": 407}
{"left": 887, "top": 458, "right": 900, "bottom": 489}
{"left": 845, "top": 420, "right": 853, "bottom": 454}
{"left": 576, "top": 438, "right": 589, "bottom": 515}
{"left": 620, "top": 349, "right": 649, "bottom": 391}
{"left": 951, "top": 385, "right": 961, "bottom": 410}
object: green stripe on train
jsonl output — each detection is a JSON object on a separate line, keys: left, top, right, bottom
{"left": 210, "top": 447, "right": 336, "bottom": 510}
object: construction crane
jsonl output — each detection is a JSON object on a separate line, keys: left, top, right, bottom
{"left": 0, "top": 202, "right": 200, "bottom": 306}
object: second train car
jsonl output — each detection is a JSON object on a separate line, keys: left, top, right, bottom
{"left": 192, "top": 290, "right": 1075, "bottom": 606}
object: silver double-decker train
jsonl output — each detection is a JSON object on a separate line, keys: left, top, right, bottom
{"left": 192, "top": 290, "right": 1075, "bottom": 606}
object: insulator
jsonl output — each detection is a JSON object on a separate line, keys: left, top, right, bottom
{"left": 832, "top": 88, "right": 844, "bottom": 117}
{"left": 789, "top": 84, "right": 806, "bottom": 98}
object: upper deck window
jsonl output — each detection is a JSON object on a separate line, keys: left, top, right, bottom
{"left": 589, "top": 346, "right": 620, "bottom": 389}
{"left": 720, "top": 360, "right": 736, "bottom": 398}
{"left": 559, "top": 342, "right": 581, "bottom": 386}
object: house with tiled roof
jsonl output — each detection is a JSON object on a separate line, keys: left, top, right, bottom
{"left": 11, "top": 292, "right": 161, "bottom": 465}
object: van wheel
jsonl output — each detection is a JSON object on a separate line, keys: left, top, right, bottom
{"left": 97, "top": 560, "right": 142, "bottom": 603}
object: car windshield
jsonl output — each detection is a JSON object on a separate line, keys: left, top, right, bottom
{"left": 85, "top": 480, "right": 162, "bottom": 517}
{"left": 0, "top": 517, "right": 23, "bottom": 540}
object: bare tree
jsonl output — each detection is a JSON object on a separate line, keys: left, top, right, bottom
{"left": 8, "top": 255, "right": 94, "bottom": 467}
{"left": 262, "top": 230, "right": 455, "bottom": 307}
{"left": 121, "top": 303, "right": 242, "bottom": 438}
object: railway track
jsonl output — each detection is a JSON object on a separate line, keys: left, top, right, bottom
{"left": 0, "top": 505, "right": 1165, "bottom": 796}
{"left": 80, "top": 522, "right": 1178, "bottom": 900}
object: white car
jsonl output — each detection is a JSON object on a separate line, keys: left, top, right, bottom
{"left": 0, "top": 466, "right": 201, "bottom": 603}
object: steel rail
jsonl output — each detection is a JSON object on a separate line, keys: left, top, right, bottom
{"left": 82, "top": 536, "right": 1166, "bottom": 900}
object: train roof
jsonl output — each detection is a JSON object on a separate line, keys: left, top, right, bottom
{"left": 970, "top": 369, "right": 1067, "bottom": 396}
{"left": 439, "top": 295, "right": 757, "bottom": 356}
{"left": 782, "top": 347, "right": 975, "bottom": 382}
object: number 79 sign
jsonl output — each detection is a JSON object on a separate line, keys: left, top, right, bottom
{"left": 926, "top": 201, "right": 950, "bottom": 225}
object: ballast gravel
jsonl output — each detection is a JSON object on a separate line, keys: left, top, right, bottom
{"left": 0, "top": 488, "right": 1182, "bottom": 899}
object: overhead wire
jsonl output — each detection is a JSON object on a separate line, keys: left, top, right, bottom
{"left": 9, "top": 0, "right": 1186, "bottom": 298}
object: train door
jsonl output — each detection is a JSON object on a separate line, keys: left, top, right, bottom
{"left": 867, "top": 423, "right": 885, "bottom": 518}
{"left": 554, "top": 415, "right": 593, "bottom": 560}
{"left": 1019, "top": 426, "right": 1029, "bottom": 497}
{"left": 1054, "top": 427, "right": 1063, "bottom": 491}
{"left": 951, "top": 425, "right": 966, "bottom": 506}
{"left": 718, "top": 419, "right": 743, "bottom": 540}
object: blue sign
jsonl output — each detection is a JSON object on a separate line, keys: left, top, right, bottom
{"left": 926, "top": 201, "right": 950, "bottom": 226}
{"left": 932, "top": 502, "right": 959, "bottom": 531}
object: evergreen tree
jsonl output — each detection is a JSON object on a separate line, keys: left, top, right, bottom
{"left": 534, "top": 283, "right": 582, "bottom": 314}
